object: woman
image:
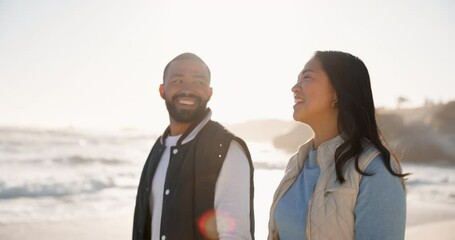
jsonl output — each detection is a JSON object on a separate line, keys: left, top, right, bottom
{"left": 268, "top": 51, "right": 408, "bottom": 240}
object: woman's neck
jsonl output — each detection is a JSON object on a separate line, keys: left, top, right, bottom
{"left": 312, "top": 122, "right": 339, "bottom": 148}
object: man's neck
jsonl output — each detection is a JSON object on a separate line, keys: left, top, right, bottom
{"left": 169, "top": 121, "right": 192, "bottom": 136}
{"left": 167, "top": 108, "right": 210, "bottom": 137}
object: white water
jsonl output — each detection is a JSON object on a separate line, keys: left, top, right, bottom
{"left": 0, "top": 126, "right": 454, "bottom": 225}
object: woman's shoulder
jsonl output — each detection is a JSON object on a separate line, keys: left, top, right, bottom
{"left": 363, "top": 155, "right": 387, "bottom": 173}
{"left": 360, "top": 155, "right": 406, "bottom": 193}
{"left": 352, "top": 144, "right": 382, "bottom": 171}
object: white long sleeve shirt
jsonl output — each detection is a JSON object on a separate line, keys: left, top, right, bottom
{"left": 150, "top": 111, "right": 252, "bottom": 240}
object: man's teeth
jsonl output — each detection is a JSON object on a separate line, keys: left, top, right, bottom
{"left": 179, "top": 99, "right": 195, "bottom": 105}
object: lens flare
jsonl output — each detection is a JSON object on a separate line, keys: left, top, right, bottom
{"left": 198, "top": 209, "right": 237, "bottom": 239}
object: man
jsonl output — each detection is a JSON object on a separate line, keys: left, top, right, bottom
{"left": 133, "top": 53, "right": 255, "bottom": 240}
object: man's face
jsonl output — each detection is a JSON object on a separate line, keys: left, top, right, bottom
{"left": 160, "top": 59, "right": 212, "bottom": 123}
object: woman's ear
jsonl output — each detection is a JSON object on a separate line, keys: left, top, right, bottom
{"left": 331, "top": 92, "right": 338, "bottom": 108}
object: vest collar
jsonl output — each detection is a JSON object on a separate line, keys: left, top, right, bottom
{"left": 315, "top": 135, "right": 344, "bottom": 169}
{"left": 160, "top": 109, "right": 212, "bottom": 146}
{"left": 296, "top": 135, "right": 344, "bottom": 170}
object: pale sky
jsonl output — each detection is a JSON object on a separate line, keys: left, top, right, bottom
{"left": 1, "top": 0, "right": 454, "bottom": 130}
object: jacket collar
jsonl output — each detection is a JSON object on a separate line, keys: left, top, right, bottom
{"left": 296, "top": 135, "right": 344, "bottom": 170}
{"left": 315, "top": 135, "right": 344, "bottom": 169}
{"left": 160, "top": 109, "right": 212, "bottom": 146}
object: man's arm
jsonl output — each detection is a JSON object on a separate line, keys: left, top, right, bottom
{"left": 214, "top": 140, "right": 252, "bottom": 240}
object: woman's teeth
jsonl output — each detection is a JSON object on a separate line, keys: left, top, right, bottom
{"left": 294, "top": 97, "right": 305, "bottom": 103}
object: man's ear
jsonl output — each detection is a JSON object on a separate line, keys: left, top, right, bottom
{"left": 207, "top": 87, "right": 213, "bottom": 101}
{"left": 159, "top": 84, "right": 165, "bottom": 99}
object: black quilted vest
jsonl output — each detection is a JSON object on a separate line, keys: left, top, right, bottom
{"left": 132, "top": 120, "right": 255, "bottom": 240}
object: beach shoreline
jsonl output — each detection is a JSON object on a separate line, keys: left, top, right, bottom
{"left": 1, "top": 211, "right": 454, "bottom": 240}
{"left": 406, "top": 219, "right": 455, "bottom": 240}
{"left": 1, "top": 195, "right": 454, "bottom": 240}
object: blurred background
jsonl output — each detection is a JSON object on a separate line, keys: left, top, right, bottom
{"left": 0, "top": 0, "right": 454, "bottom": 239}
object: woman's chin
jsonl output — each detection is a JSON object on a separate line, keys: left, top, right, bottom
{"left": 292, "top": 113, "right": 305, "bottom": 123}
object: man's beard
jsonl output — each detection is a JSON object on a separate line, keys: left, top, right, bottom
{"left": 165, "top": 94, "right": 208, "bottom": 123}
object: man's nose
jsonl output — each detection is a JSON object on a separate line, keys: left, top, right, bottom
{"left": 178, "top": 82, "right": 199, "bottom": 94}
{"left": 180, "top": 81, "right": 203, "bottom": 91}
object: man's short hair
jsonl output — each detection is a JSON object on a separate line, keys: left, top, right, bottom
{"left": 162, "top": 53, "right": 211, "bottom": 83}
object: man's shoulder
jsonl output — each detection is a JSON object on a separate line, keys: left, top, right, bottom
{"left": 202, "top": 120, "right": 233, "bottom": 137}
{"left": 208, "top": 120, "right": 249, "bottom": 145}
{"left": 197, "top": 120, "right": 250, "bottom": 154}
{"left": 206, "top": 120, "right": 246, "bottom": 138}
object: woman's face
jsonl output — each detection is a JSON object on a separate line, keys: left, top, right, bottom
{"left": 292, "top": 57, "right": 338, "bottom": 127}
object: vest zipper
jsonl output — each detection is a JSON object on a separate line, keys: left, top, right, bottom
{"left": 306, "top": 193, "right": 313, "bottom": 240}
{"left": 306, "top": 149, "right": 319, "bottom": 240}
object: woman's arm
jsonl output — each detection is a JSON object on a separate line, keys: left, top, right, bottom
{"left": 355, "top": 156, "right": 406, "bottom": 239}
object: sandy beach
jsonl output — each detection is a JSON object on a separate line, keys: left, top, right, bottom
{"left": 0, "top": 218, "right": 131, "bottom": 240}
{"left": 1, "top": 201, "right": 454, "bottom": 240}
{"left": 1, "top": 169, "right": 454, "bottom": 240}
{"left": 405, "top": 200, "right": 455, "bottom": 240}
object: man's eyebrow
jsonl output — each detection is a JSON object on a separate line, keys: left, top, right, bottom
{"left": 192, "top": 74, "right": 207, "bottom": 79}
{"left": 170, "top": 73, "right": 184, "bottom": 78}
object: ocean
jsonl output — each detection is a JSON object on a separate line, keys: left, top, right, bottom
{"left": 1, "top": 126, "right": 454, "bottom": 226}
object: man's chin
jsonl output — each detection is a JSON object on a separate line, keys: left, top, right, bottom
{"left": 166, "top": 99, "right": 208, "bottom": 123}
{"left": 176, "top": 105, "right": 198, "bottom": 112}
{"left": 171, "top": 109, "right": 206, "bottom": 123}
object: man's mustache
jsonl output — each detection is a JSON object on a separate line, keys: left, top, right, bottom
{"left": 172, "top": 93, "right": 202, "bottom": 102}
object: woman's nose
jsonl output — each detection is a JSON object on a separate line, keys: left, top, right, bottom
{"left": 291, "top": 82, "right": 300, "bottom": 93}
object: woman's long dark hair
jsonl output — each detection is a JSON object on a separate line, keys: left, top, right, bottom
{"left": 314, "top": 51, "right": 408, "bottom": 183}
